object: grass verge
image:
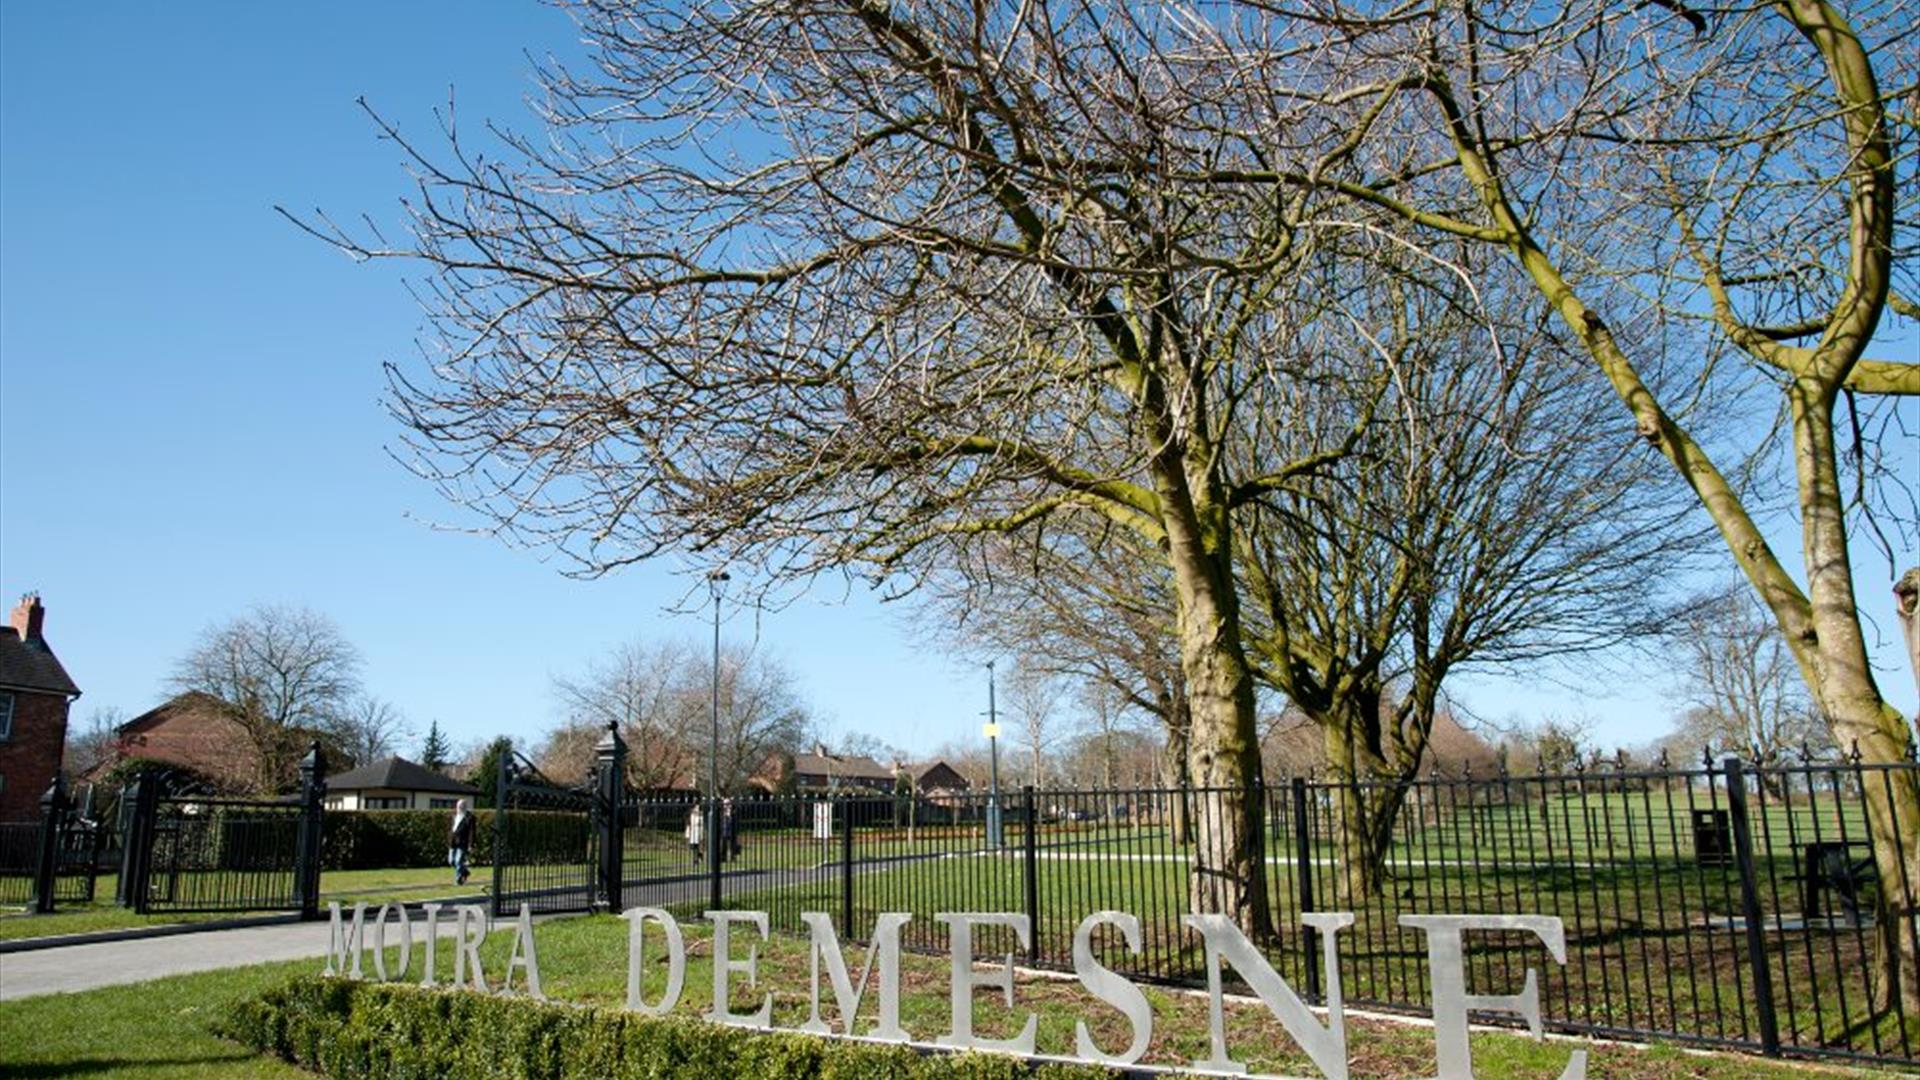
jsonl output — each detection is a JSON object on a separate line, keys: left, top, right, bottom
{"left": 6, "top": 912, "right": 1890, "bottom": 1079}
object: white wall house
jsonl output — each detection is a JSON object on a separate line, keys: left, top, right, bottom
{"left": 324, "top": 755, "right": 479, "bottom": 811}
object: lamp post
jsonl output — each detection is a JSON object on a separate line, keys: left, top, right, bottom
{"left": 708, "top": 569, "right": 730, "bottom": 909}
{"left": 985, "top": 660, "right": 1003, "bottom": 849}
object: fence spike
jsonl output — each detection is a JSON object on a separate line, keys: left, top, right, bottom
{"left": 1848, "top": 740, "right": 1863, "bottom": 765}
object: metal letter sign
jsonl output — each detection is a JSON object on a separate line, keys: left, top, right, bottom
{"left": 315, "top": 903, "right": 1589, "bottom": 1079}
{"left": 624, "top": 906, "right": 687, "bottom": 1015}
{"left": 706, "top": 909, "right": 774, "bottom": 1028}
{"left": 933, "top": 912, "right": 1038, "bottom": 1054}
{"left": 1184, "top": 912, "right": 1355, "bottom": 1079}
{"left": 1400, "top": 915, "right": 1587, "bottom": 1080}
{"left": 799, "top": 911, "right": 911, "bottom": 1040}
{"left": 1071, "top": 911, "right": 1153, "bottom": 1065}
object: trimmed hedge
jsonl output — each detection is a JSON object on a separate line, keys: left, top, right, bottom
{"left": 322, "top": 810, "right": 589, "bottom": 871}
{"left": 219, "top": 976, "right": 1118, "bottom": 1080}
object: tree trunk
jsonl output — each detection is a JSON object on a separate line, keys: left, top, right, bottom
{"left": 1163, "top": 493, "right": 1272, "bottom": 942}
{"left": 1896, "top": 568, "right": 1919, "bottom": 707}
{"left": 1162, "top": 706, "right": 1192, "bottom": 845}
{"left": 1788, "top": 387, "right": 1920, "bottom": 1014}
{"left": 1321, "top": 710, "right": 1397, "bottom": 899}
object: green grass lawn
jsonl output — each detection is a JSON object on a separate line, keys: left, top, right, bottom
{"left": 0, "top": 865, "right": 480, "bottom": 942}
{"left": 709, "top": 832, "right": 1919, "bottom": 1061}
{"left": 0, "top": 913, "right": 1888, "bottom": 1080}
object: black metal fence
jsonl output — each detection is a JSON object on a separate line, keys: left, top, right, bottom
{"left": 0, "top": 778, "right": 110, "bottom": 911}
{"left": 489, "top": 750, "right": 600, "bottom": 916}
{"left": 489, "top": 733, "right": 1918, "bottom": 1068}
{"left": 117, "top": 743, "right": 328, "bottom": 916}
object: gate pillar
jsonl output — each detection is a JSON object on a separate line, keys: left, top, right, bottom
{"left": 594, "top": 722, "right": 626, "bottom": 911}
{"left": 293, "top": 741, "right": 327, "bottom": 921}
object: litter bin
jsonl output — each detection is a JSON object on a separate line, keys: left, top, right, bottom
{"left": 1692, "top": 808, "right": 1732, "bottom": 866}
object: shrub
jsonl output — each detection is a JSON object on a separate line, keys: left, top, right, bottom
{"left": 321, "top": 810, "right": 589, "bottom": 870}
{"left": 220, "top": 976, "right": 1117, "bottom": 1080}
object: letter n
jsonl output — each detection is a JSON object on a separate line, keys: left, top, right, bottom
{"left": 1181, "top": 912, "right": 1355, "bottom": 1079}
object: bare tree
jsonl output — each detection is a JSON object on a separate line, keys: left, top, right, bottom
{"left": 705, "top": 644, "right": 818, "bottom": 794}
{"left": 923, "top": 530, "right": 1194, "bottom": 840}
{"left": 532, "top": 719, "right": 602, "bottom": 787}
{"left": 170, "top": 604, "right": 360, "bottom": 794}
{"left": 1073, "top": 680, "right": 1154, "bottom": 819}
{"left": 63, "top": 706, "right": 123, "bottom": 782}
{"left": 1248, "top": 0, "right": 1920, "bottom": 1000}
{"left": 327, "top": 695, "right": 412, "bottom": 768}
{"left": 1670, "top": 589, "right": 1834, "bottom": 786}
{"left": 553, "top": 636, "right": 815, "bottom": 794}
{"left": 304, "top": 0, "right": 1410, "bottom": 935}
{"left": 1238, "top": 261, "right": 1706, "bottom": 896}
{"left": 1004, "top": 663, "right": 1064, "bottom": 789}
{"left": 554, "top": 639, "right": 702, "bottom": 792}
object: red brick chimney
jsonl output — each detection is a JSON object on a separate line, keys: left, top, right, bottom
{"left": 10, "top": 592, "right": 46, "bottom": 642}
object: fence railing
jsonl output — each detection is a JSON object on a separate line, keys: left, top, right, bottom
{"left": 116, "top": 742, "right": 328, "bottom": 916}
{"left": 0, "top": 776, "right": 109, "bottom": 912}
{"left": 489, "top": 734, "right": 1917, "bottom": 1068}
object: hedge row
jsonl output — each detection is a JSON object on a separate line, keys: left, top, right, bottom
{"left": 321, "top": 811, "right": 589, "bottom": 871}
{"left": 219, "top": 977, "right": 1117, "bottom": 1080}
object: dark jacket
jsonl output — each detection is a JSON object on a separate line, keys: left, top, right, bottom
{"left": 449, "top": 811, "right": 477, "bottom": 850}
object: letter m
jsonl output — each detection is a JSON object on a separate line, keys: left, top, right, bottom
{"left": 325, "top": 901, "right": 368, "bottom": 978}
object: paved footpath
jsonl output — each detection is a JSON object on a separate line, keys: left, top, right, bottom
{"left": 0, "top": 915, "right": 472, "bottom": 1001}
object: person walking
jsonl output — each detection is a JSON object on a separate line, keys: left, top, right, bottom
{"left": 685, "top": 804, "right": 704, "bottom": 865}
{"left": 720, "top": 798, "right": 740, "bottom": 863}
{"left": 448, "top": 798, "right": 477, "bottom": 886}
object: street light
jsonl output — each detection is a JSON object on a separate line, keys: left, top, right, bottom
{"left": 708, "top": 569, "right": 730, "bottom": 910}
{"left": 984, "top": 660, "right": 1003, "bottom": 849}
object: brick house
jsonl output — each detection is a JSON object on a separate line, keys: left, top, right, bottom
{"left": 753, "top": 744, "right": 896, "bottom": 794}
{"left": 0, "top": 593, "right": 82, "bottom": 820}
{"left": 899, "top": 759, "right": 972, "bottom": 804}
{"left": 109, "top": 690, "right": 276, "bottom": 793}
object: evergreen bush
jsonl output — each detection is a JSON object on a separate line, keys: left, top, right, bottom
{"left": 220, "top": 976, "right": 1116, "bottom": 1080}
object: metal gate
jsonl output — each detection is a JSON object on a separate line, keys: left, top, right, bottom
{"left": 119, "top": 746, "right": 326, "bottom": 916}
{"left": 490, "top": 750, "right": 601, "bottom": 917}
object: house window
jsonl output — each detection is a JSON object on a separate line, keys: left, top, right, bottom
{"left": 428, "top": 797, "right": 458, "bottom": 810}
{"left": 0, "top": 691, "right": 13, "bottom": 741}
{"left": 364, "top": 796, "right": 409, "bottom": 810}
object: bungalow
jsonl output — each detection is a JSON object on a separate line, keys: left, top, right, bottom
{"left": 324, "top": 755, "right": 480, "bottom": 811}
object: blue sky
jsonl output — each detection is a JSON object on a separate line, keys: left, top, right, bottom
{"left": 2, "top": 2, "right": 1914, "bottom": 760}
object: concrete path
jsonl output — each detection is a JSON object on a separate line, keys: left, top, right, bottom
{"left": 0, "top": 909, "right": 478, "bottom": 1000}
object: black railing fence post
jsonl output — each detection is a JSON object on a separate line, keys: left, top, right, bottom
{"left": 1292, "top": 776, "right": 1320, "bottom": 1000}
{"left": 491, "top": 751, "right": 512, "bottom": 917}
{"left": 118, "top": 771, "right": 159, "bottom": 912}
{"left": 840, "top": 793, "right": 855, "bottom": 936}
{"left": 1023, "top": 785, "right": 1040, "bottom": 964}
{"left": 33, "top": 775, "right": 69, "bottom": 914}
{"left": 594, "top": 722, "right": 626, "bottom": 912}
{"left": 293, "top": 741, "right": 327, "bottom": 921}
{"left": 1724, "top": 756, "right": 1782, "bottom": 1056}
{"left": 708, "top": 796, "right": 724, "bottom": 912}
